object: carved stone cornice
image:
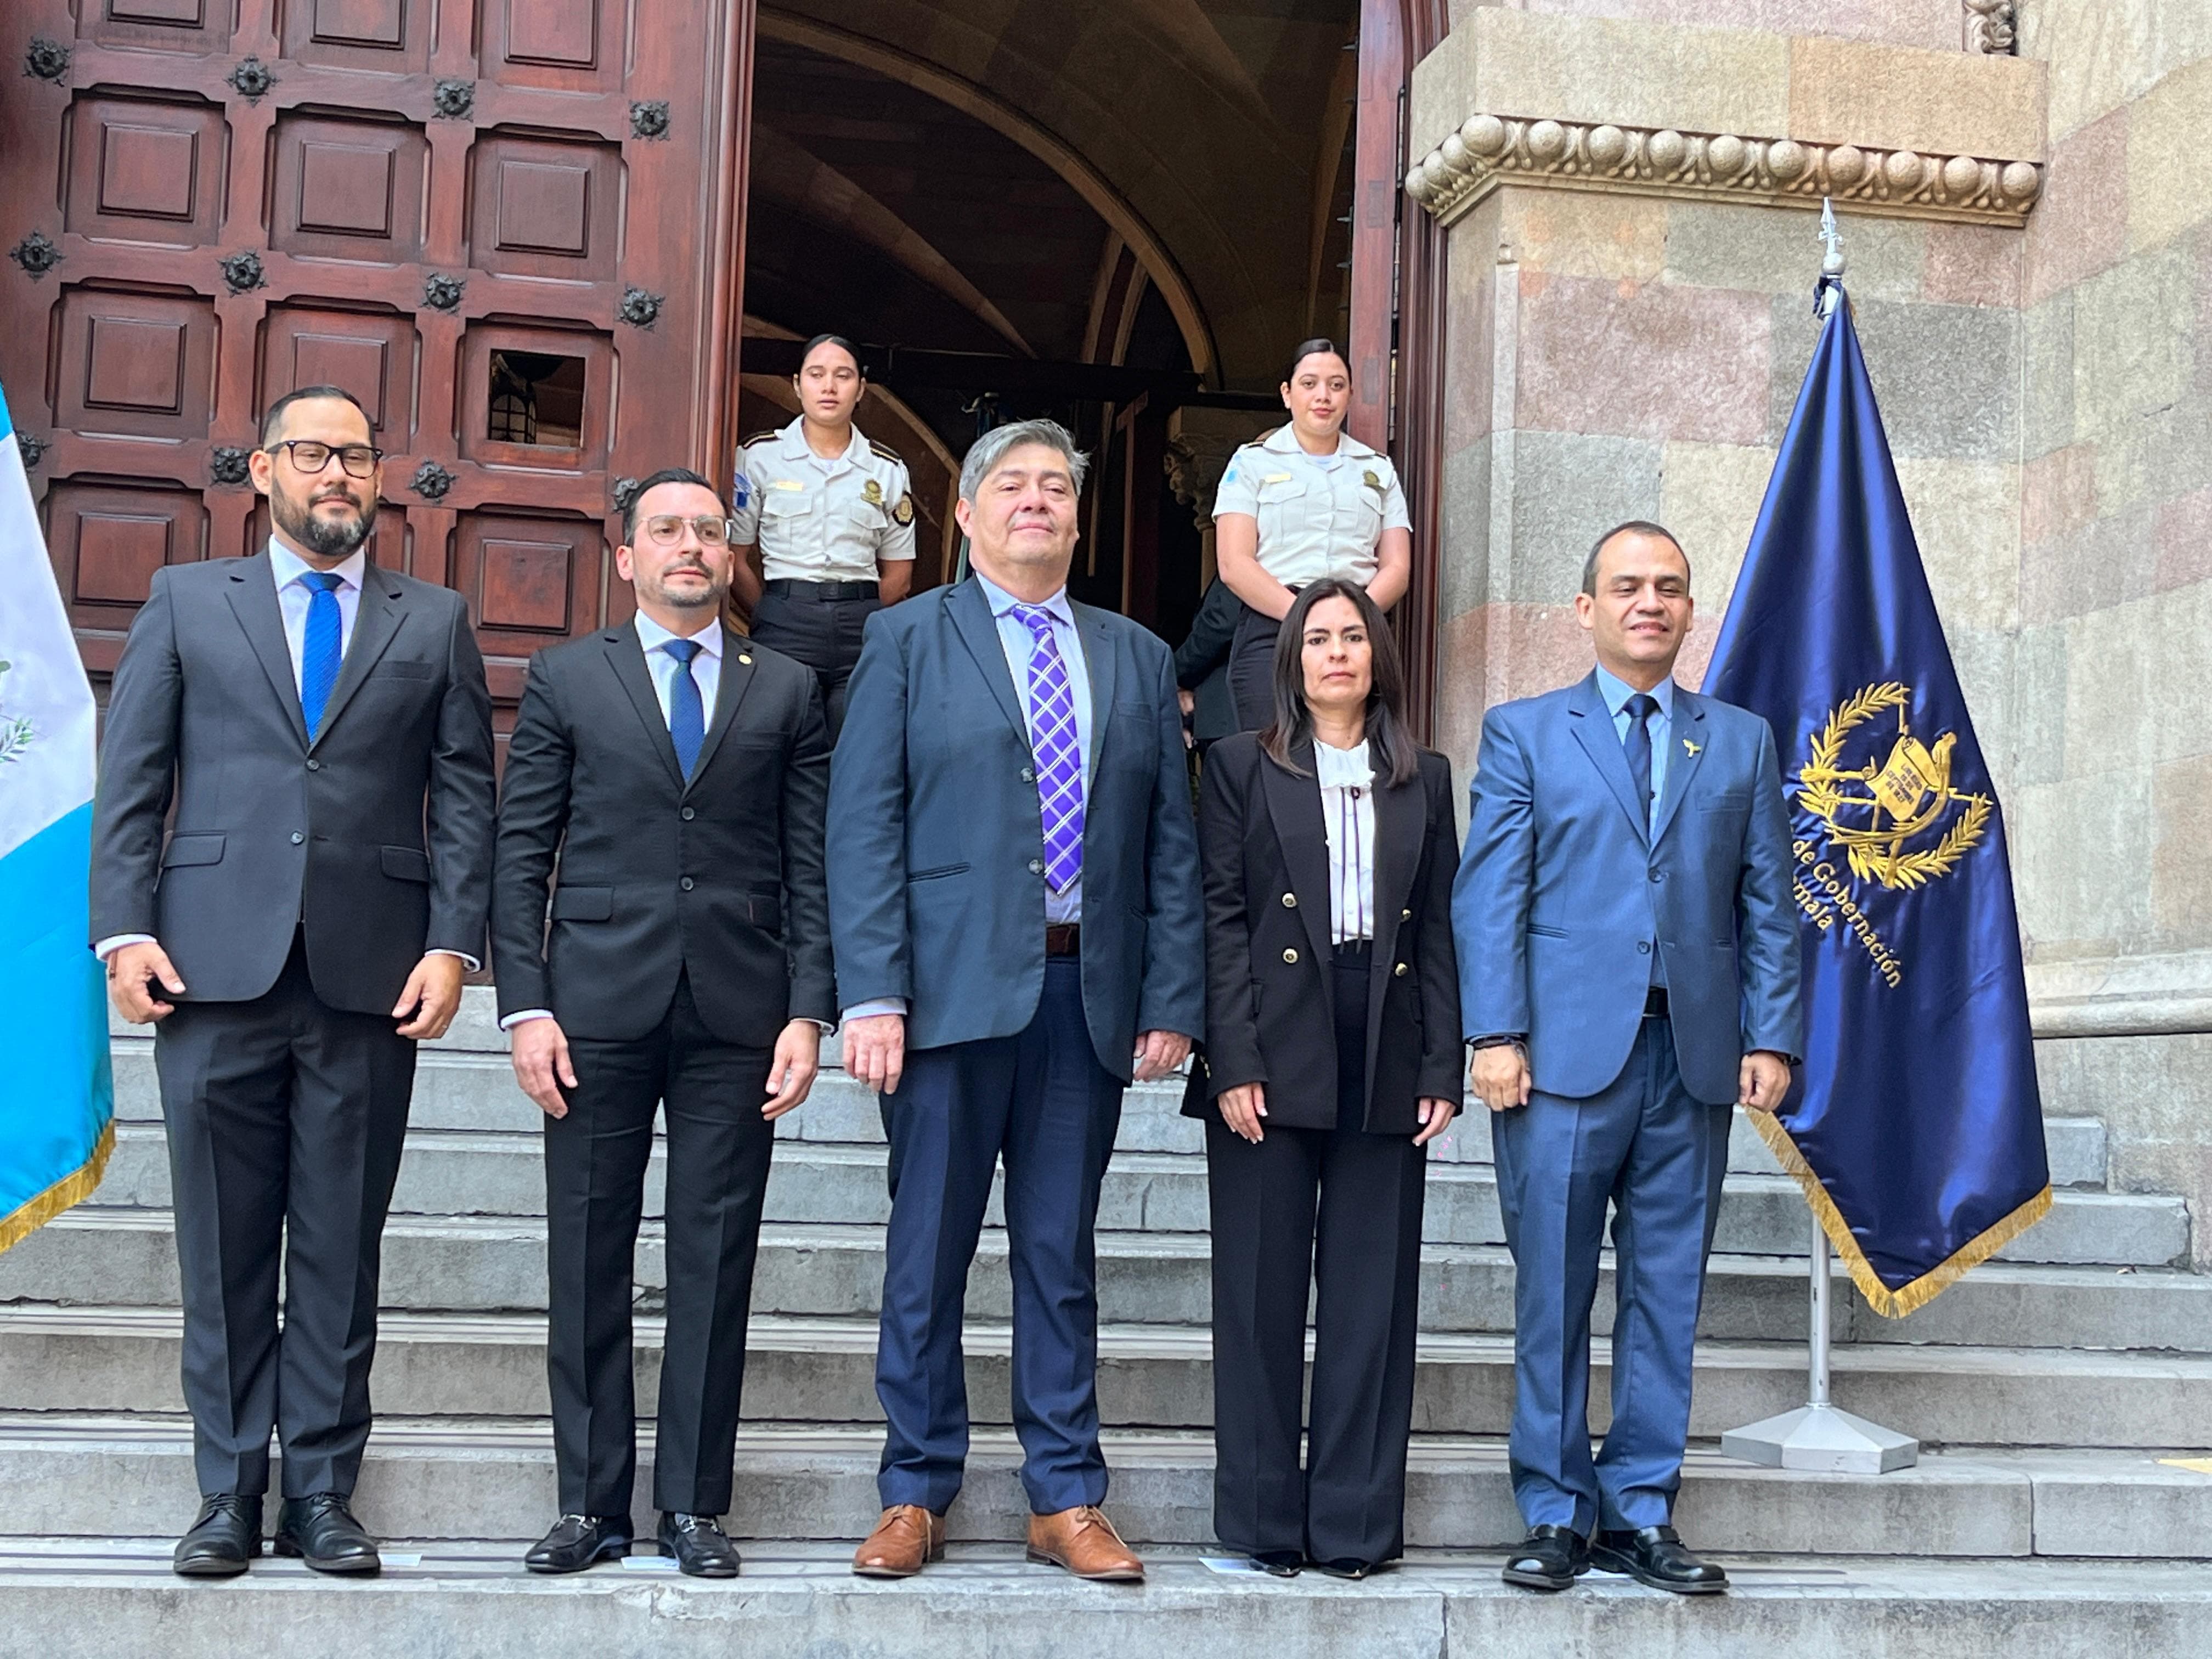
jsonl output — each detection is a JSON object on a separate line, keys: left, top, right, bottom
{"left": 1405, "top": 112, "right": 2041, "bottom": 228}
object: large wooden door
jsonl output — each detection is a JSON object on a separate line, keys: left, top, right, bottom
{"left": 1, "top": 0, "right": 755, "bottom": 735}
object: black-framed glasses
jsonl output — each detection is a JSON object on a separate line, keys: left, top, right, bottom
{"left": 267, "top": 439, "right": 382, "bottom": 478}
{"left": 641, "top": 514, "right": 736, "bottom": 547}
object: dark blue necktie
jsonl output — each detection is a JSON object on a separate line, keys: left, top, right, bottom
{"left": 298, "top": 571, "right": 345, "bottom": 741}
{"left": 1623, "top": 692, "right": 1657, "bottom": 834}
{"left": 665, "top": 637, "right": 705, "bottom": 780}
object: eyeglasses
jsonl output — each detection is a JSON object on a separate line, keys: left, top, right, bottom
{"left": 267, "top": 439, "right": 382, "bottom": 478}
{"left": 640, "top": 514, "right": 736, "bottom": 546}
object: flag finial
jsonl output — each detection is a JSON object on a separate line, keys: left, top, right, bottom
{"left": 1815, "top": 198, "right": 1847, "bottom": 319}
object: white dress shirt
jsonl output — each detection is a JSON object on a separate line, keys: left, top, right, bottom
{"left": 1314, "top": 737, "right": 1376, "bottom": 945}
{"left": 730, "top": 419, "right": 917, "bottom": 583}
{"left": 96, "top": 538, "right": 478, "bottom": 969}
{"left": 1211, "top": 426, "right": 1411, "bottom": 588}
{"left": 839, "top": 572, "right": 1093, "bottom": 1025}
{"left": 1593, "top": 664, "right": 1674, "bottom": 834}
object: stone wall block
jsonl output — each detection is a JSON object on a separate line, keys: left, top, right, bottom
{"left": 2009, "top": 624, "right": 2069, "bottom": 788}
{"left": 1504, "top": 428, "right": 1663, "bottom": 599}
{"left": 2069, "top": 244, "right": 2197, "bottom": 449}
{"left": 2011, "top": 774, "right": 2155, "bottom": 951}
{"left": 2036, "top": 1030, "right": 2212, "bottom": 1269}
{"left": 1500, "top": 190, "right": 1668, "bottom": 281}
{"left": 2021, "top": 443, "right": 2100, "bottom": 549}
{"left": 2053, "top": 561, "right": 2195, "bottom": 771}
{"left": 1518, "top": 271, "right": 1771, "bottom": 444}
{"left": 2023, "top": 104, "right": 2130, "bottom": 306}
{"left": 2126, "top": 53, "right": 2212, "bottom": 253}
{"left": 1922, "top": 219, "right": 2023, "bottom": 307}
{"left": 2153, "top": 488, "right": 2212, "bottom": 593}
{"left": 1665, "top": 200, "right": 1927, "bottom": 299}
{"left": 2152, "top": 753, "right": 2212, "bottom": 946}
{"left": 1788, "top": 33, "right": 2047, "bottom": 160}
{"left": 1895, "top": 454, "right": 2022, "bottom": 631}
{"left": 1765, "top": 294, "right": 2018, "bottom": 459}
{"left": 2020, "top": 290, "right": 2077, "bottom": 459}
{"left": 1437, "top": 442, "right": 1495, "bottom": 622}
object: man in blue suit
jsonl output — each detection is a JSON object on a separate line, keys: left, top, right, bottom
{"left": 1453, "top": 521, "right": 1801, "bottom": 1595}
{"left": 830, "top": 418, "right": 1204, "bottom": 1583}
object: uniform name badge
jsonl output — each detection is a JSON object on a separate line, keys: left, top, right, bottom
{"left": 862, "top": 478, "right": 884, "bottom": 506}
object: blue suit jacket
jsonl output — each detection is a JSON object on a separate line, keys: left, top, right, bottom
{"left": 827, "top": 577, "right": 1205, "bottom": 1081}
{"left": 1451, "top": 672, "right": 1802, "bottom": 1104}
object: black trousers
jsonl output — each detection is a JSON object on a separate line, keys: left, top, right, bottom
{"left": 748, "top": 588, "right": 881, "bottom": 740}
{"left": 544, "top": 972, "right": 775, "bottom": 1520}
{"left": 1205, "top": 945, "right": 1428, "bottom": 1564}
{"left": 153, "top": 930, "right": 416, "bottom": 1499}
{"left": 1227, "top": 603, "right": 1280, "bottom": 733}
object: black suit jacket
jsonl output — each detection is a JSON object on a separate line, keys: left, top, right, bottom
{"left": 1185, "top": 733, "right": 1462, "bottom": 1134}
{"left": 91, "top": 550, "right": 496, "bottom": 1014}
{"left": 491, "top": 623, "right": 833, "bottom": 1046}
{"left": 1173, "top": 579, "right": 1242, "bottom": 745}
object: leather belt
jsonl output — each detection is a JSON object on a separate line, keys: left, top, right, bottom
{"left": 1045, "top": 923, "right": 1081, "bottom": 958}
{"left": 1643, "top": 985, "right": 1669, "bottom": 1019}
{"left": 764, "top": 578, "right": 878, "bottom": 601}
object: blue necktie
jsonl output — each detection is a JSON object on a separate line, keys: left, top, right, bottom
{"left": 1624, "top": 692, "right": 1665, "bottom": 985}
{"left": 665, "top": 637, "right": 705, "bottom": 780}
{"left": 298, "top": 571, "right": 345, "bottom": 741}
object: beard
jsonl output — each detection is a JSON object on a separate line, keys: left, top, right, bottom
{"left": 642, "top": 561, "right": 728, "bottom": 612}
{"left": 273, "top": 486, "right": 375, "bottom": 559}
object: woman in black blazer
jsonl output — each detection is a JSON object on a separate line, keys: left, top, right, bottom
{"left": 1185, "top": 577, "right": 1462, "bottom": 1578}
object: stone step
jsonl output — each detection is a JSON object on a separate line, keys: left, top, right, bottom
{"left": 8, "top": 1305, "right": 2205, "bottom": 1449}
{"left": 2, "top": 1415, "right": 2205, "bottom": 1560}
{"left": 108, "top": 1043, "right": 2117, "bottom": 1188}
{"left": 82, "top": 1123, "right": 2188, "bottom": 1265}
{"left": 7, "top": 1543, "right": 2211, "bottom": 1659}
{"left": 8, "top": 1210, "right": 2209, "bottom": 1351}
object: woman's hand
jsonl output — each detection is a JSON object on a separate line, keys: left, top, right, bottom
{"left": 1413, "top": 1094, "right": 1458, "bottom": 1148}
{"left": 1218, "top": 1081, "right": 1267, "bottom": 1144}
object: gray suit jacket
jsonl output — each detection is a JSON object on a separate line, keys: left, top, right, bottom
{"left": 827, "top": 577, "right": 1204, "bottom": 1081}
{"left": 1451, "top": 672, "right": 1802, "bottom": 1104}
{"left": 91, "top": 550, "right": 496, "bottom": 1015}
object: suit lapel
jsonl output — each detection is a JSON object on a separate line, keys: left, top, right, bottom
{"left": 1650, "top": 685, "right": 1708, "bottom": 849}
{"left": 1259, "top": 742, "right": 1336, "bottom": 984}
{"left": 602, "top": 628, "right": 685, "bottom": 791}
{"left": 1072, "top": 601, "right": 1117, "bottom": 787}
{"left": 947, "top": 578, "right": 1028, "bottom": 743}
{"left": 1567, "top": 672, "right": 1649, "bottom": 844}
{"left": 308, "top": 573, "right": 402, "bottom": 751}
{"left": 1367, "top": 764, "right": 1420, "bottom": 973}
{"left": 686, "top": 625, "right": 757, "bottom": 793}
{"left": 226, "top": 552, "right": 309, "bottom": 748}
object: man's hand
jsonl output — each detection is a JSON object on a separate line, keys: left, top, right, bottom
{"left": 106, "top": 940, "right": 185, "bottom": 1024}
{"left": 510, "top": 1015, "right": 577, "bottom": 1119}
{"left": 847, "top": 1012, "right": 906, "bottom": 1095}
{"left": 1739, "top": 1050, "right": 1793, "bottom": 1114}
{"left": 393, "top": 952, "right": 466, "bottom": 1040}
{"left": 1413, "top": 1094, "right": 1459, "bottom": 1147}
{"left": 1470, "top": 1043, "right": 1532, "bottom": 1113}
{"left": 1217, "top": 1081, "right": 1266, "bottom": 1144}
{"left": 764, "top": 1020, "right": 822, "bottom": 1119}
{"left": 1132, "top": 1029, "right": 1192, "bottom": 1082}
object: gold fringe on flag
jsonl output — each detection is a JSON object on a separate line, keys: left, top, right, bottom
{"left": 1747, "top": 1108, "right": 2052, "bottom": 1319}
{"left": 0, "top": 1118, "right": 115, "bottom": 1257}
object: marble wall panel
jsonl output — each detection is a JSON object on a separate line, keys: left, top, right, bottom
{"left": 1663, "top": 202, "right": 1927, "bottom": 303}
{"left": 2023, "top": 104, "right": 2130, "bottom": 308}
{"left": 1517, "top": 272, "right": 1771, "bottom": 445}
{"left": 1503, "top": 428, "right": 1664, "bottom": 600}
{"left": 1765, "top": 293, "right": 2018, "bottom": 460}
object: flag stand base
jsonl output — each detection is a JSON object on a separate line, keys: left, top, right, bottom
{"left": 1720, "top": 1402, "right": 1919, "bottom": 1474}
{"left": 1719, "top": 1219, "right": 1921, "bottom": 1474}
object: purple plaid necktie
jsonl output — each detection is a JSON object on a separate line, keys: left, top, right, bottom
{"left": 1013, "top": 605, "right": 1084, "bottom": 893}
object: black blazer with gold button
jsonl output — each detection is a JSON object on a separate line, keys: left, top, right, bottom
{"left": 1183, "top": 732, "right": 1462, "bottom": 1135}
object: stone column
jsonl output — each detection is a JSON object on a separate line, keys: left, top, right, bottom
{"left": 1166, "top": 407, "right": 1277, "bottom": 584}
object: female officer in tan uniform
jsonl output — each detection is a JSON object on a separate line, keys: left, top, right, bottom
{"left": 731, "top": 334, "right": 917, "bottom": 737}
{"left": 1211, "top": 338, "right": 1411, "bottom": 731}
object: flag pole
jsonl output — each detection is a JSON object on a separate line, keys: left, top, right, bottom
{"left": 1717, "top": 202, "right": 1921, "bottom": 1476}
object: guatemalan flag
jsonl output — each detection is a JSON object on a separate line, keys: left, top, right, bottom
{"left": 0, "top": 380, "right": 113, "bottom": 1253}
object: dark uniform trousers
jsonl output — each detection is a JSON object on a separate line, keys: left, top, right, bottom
{"left": 748, "top": 584, "right": 881, "bottom": 740}
{"left": 154, "top": 929, "right": 417, "bottom": 1500}
{"left": 544, "top": 971, "right": 775, "bottom": 1520}
{"left": 1204, "top": 944, "right": 1429, "bottom": 1564}
{"left": 1227, "top": 604, "right": 1282, "bottom": 733}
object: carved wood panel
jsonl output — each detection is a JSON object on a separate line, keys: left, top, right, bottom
{"left": 2, "top": 0, "right": 758, "bottom": 736}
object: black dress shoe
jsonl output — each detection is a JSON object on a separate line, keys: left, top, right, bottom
{"left": 524, "top": 1514, "right": 634, "bottom": 1573}
{"left": 173, "top": 1493, "right": 263, "bottom": 1577}
{"left": 1502, "top": 1523, "right": 1588, "bottom": 1591}
{"left": 1588, "top": 1525, "right": 1728, "bottom": 1594}
{"left": 657, "top": 1511, "right": 741, "bottom": 1577}
{"left": 1248, "top": 1549, "right": 1304, "bottom": 1577}
{"left": 1310, "top": 1556, "right": 1387, "bottom": 1581}
{"left": 273, "top": 1493, "right": 380, "bottom": 1575}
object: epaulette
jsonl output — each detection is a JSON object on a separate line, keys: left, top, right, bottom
{"left": 869, "top": 440, "right": 904, "bottom": 465}
{"left": 738, "top": 430, "right": 780, "bottom": 449}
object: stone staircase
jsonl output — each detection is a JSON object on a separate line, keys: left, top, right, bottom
{"left": 1, "top": 992, "right": 2208, "bottom": 1653}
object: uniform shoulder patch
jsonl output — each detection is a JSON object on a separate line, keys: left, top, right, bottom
{"left": 739, "top": 431, "right": 780, "bottom": 449}
{"left": 869, "top": 440, "right": 904, "bottom": 464}
{"left": 891, "top": 492, "right": 915, "bottom": 526}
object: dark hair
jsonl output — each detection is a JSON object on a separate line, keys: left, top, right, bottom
{"left": 259, "top": 385, "right": 373, "bottom": 448}
{"left": 623, "top": 466, "right": 719, "bottom": 541}
{"left": 798, "top": 333, "right": 862, "bottom": 375}
{"left": 1260, "top": 578, "right": 1421, "bottom": 788}
{"left": 1280, "top": 337, "right": 1348, "bottom": 385}
{"left": 1582, "top": 519, "right": 1689, "bottom": 596}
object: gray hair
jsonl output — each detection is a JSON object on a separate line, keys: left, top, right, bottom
{"left": 958, "top": 418, "right": 1089, "bottom": 503}
{"left": 1582, "top": 519, "right": 1689, "bottom": 595}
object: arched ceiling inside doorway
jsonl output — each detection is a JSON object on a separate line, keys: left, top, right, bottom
{"left": 746, "top": 0, "right": 1362, "bottom": 404}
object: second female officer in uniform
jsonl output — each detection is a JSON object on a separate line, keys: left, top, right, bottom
{"left": 1211, "top": 340, "right": 1412, "bottom": 731}
{"left": 1186, "top": 577, "right": 1461, "bottom": 1579}
{"left": 731, "top": 334, "right": 917, "bottom": 736}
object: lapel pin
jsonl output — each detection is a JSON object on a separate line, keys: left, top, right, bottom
{"left": 1683, "top": 738, "right": 1702, "bottom": 756}
{"left": 738, "top": 653, "right": 753, "bottom": 665}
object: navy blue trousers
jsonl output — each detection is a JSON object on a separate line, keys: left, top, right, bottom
{"left": 1491, "top": 1017, "right": 1730, "bottom": 1534}
{"left": 873, "top": 959, "right": 1125, "bottom": 1514}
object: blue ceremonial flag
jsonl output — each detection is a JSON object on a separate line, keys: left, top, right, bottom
{"left": 1703, "top": 290, "right": 2049, "bottom": 1317}
{"left": 0, "top": 380, "right": 114, "bottom": 1253}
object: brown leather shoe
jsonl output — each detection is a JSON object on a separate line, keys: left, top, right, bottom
{"left": 1025, "top": 1506, "right": 1144, "bottom": 1582}
{"left": 852, "top": 1505, "right": 946, "bottom": 1578}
